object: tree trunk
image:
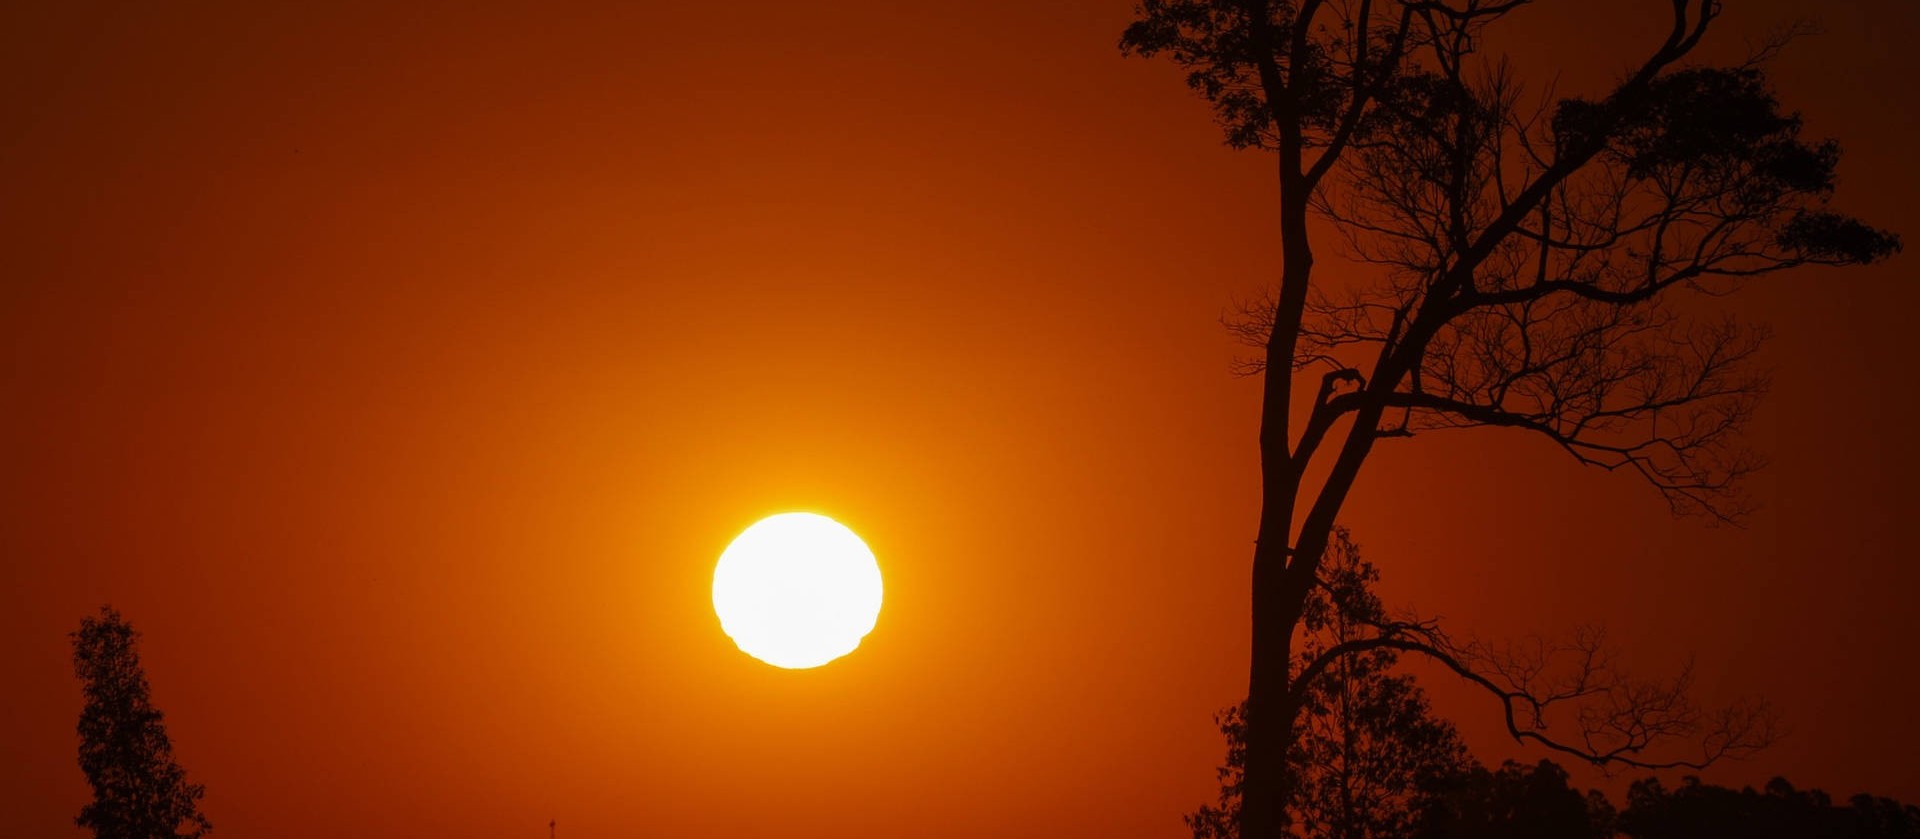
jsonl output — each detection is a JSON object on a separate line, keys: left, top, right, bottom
{"left": 1240, "top": 552, "right": 1297, "bottom": 839}
{"left": 1239, "top": 149, "right": 1316, "bottom": 839}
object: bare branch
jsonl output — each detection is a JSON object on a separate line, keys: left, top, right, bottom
{"left": 1285, "top": 529, "right": 1776, "bottom": 773}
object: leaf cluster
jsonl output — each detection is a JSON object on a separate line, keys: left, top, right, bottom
{"left": 71, "top": 607, "right": 211, "bottom": 839}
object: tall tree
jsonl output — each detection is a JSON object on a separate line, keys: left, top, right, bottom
{"left": 1121, "top": 3, "right": 1898, "bottom": 838}
{"left": 71, "top": 606, "right": 212, "bottom": 839}
{"left": 1188, "top": 530, "right": 1471, "bottom": 839}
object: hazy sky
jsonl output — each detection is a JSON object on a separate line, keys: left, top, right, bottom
{"left": 4, "top": 1, "right": 1916, "bottom": 837}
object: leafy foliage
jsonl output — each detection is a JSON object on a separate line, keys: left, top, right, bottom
{"left": 1121, "top": 0, "right": 1404, "bottom": 151}
{"left": 1189, "top": 530, "right": 1471, "bottom": 839}
{"left": 71, "top": 606, "right": 211, "bottom": 839}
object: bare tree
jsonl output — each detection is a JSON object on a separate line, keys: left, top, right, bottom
{"left": 1121, "top": 2, "right": 1897, "bottom": 838}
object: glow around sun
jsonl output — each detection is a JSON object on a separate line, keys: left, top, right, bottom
{"left": 712, "top": 513, "right": 883, "bottom": 669}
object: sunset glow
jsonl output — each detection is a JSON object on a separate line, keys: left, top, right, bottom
{"left": 3, "top": 2, "right": 1916, "bottom": 836}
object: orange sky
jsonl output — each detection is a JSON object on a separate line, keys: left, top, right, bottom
{"left": 3, "top": 2, "right": 1916, "bottom": 837}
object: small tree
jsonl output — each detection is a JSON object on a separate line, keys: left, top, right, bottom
{"left": 1189, "top": 529, "right": 1472, "bottom": 839}
{"left": 71, "top": 606, "right": 211, "bottom": 839}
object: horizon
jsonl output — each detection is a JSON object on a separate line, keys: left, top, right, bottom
{"left": 4, "top": 1, "right": 1918, "bottom": 837}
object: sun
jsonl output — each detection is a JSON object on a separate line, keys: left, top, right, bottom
{"left": 712, "top": 512, "right": 883, "bottom": 669}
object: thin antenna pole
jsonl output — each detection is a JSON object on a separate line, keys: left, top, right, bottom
{"left": 549, "top": 819, "right": 556, "bottom": 839}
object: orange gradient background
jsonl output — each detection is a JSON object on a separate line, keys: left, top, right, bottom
{"left": 3, "top": 2, "right": 1916, "bottom": 837}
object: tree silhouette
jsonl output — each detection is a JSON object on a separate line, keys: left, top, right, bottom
{"left": 1188, "top": 530, "right": 1472, "bottom": 839}
{"left": 71, "top": 606, "right": 211, "bottom": 839}
{"left": 1414, "top": 759, "right": 1613, "bottom": 839}
{"left": 1121, "top": 3, "right": 1897, "bottom": 836}
{"left": 1618, "top": 776, "right": 1920, "bottom": 839}
{"left": 1420, "top": 767, "right": 1920, "bottom": 838}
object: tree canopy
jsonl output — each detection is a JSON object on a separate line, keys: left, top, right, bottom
{"left": 71, "top": 606, "right": 211, "bottom": 839}
{"left": 1124, "top": 4, "right": 1898, "bottom": 835}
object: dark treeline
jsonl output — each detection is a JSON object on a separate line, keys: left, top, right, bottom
{"left": 1186, "top": 533, "right": 1919, "bottom": 839}
{"left": 1422, "top": 760, "right": 1920, "bottom": 839}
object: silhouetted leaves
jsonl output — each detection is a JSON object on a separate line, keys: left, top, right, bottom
{"left": 71, "top": 606, "right": 211, "bottom": 839}
{"left": 1120, "top": 0, "right": 1397, "bottom": 151}
{"left": 1780, "top": 211, "right": 1903, "bottom": 264}
{"left": 1189, "top": 531, "right": 1472, "bottom": 839}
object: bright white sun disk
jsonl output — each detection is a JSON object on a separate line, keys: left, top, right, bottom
{"left": 712, "top": 513, "right": 883, "bottom": 669}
